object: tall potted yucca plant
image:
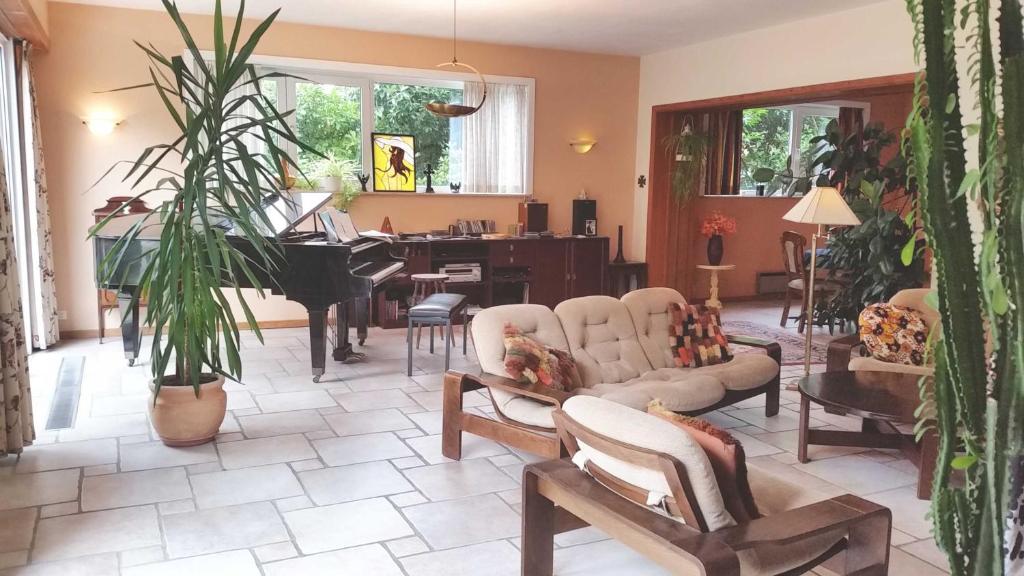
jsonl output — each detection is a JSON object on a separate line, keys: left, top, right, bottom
{"left": 90, "top": 0, "right": 316, "bottom": 446}
{"left": 904, "top": 0, "right": 1024, "bottom": 573}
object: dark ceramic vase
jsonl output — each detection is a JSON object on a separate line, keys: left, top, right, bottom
{"left": 707, "top": 234, "right": 724, "bottom": 265}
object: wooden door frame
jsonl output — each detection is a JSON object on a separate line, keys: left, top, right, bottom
{"left": 645, "top": 73, "right": 917, "bottom": 293}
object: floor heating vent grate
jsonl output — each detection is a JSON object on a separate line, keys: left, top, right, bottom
{"left": 45, "top": 356, "right": 85, "bottom": 431}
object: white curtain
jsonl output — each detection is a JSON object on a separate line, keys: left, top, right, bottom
{"left": 22, "top": 46, "right": 58, "bottom": 349}
{"left": 462, "top": 82, "right": 529, "bottom": 195}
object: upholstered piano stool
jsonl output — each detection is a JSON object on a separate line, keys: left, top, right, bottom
{"left": 407, "top": 293, "right": 468, "bottom": 376}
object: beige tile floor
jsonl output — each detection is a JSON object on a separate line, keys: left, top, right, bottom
{"left": 0, "top": 300, "right": 950, "bottom": 575}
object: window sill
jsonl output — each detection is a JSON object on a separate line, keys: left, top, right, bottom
{"left": 359, "top": 191, "right": 528, "bottom": 198}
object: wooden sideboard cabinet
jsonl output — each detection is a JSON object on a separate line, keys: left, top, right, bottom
{"left": 375, "top": 236, "right": 609, "bottom": 328}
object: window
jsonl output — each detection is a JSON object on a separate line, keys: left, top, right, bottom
{"left": 739, "top": 103, "right": 866, "bottom": 195}
{"left": 236, "top": 55, "right": 533, "bottom": 195}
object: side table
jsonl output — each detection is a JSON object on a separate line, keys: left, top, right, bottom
{"left": 696, "top": 264, "right": 735, "bottom": 309}
{"left": 608, "top": 261, "right": 647, "bottom": 298}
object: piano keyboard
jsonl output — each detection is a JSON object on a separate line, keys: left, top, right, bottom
{"left": 353, "top": 260, "right": 404, "bottom": 283}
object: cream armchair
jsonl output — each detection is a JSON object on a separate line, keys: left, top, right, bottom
{"left": 521, "top": 396, "right": 892, "bottom": 576}
{"left": 826, "top": 288, "right": 937, "bottom": 376}
{"left": 442, "top": 288, "right": 782, "bottom": 461}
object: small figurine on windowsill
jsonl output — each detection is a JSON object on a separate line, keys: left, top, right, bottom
{"left": 357, "top": 173, "right": 370, "bottom": 192}
{"left": 424, "top": 163, "right": 436, "bottom": 193}
{"left": 450, "top": 182, "right": 462, "bottom": 194}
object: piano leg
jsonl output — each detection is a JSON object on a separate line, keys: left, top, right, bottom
{"left": 332, "top": 303, "right": 366, "bottom": 364}
{"left": 355, "top": 297, "right": 369, "bottom": 346}
{"left": 309, "top": 307, "right": 327, "bottom": 383}
{"left": 117, "top": 291, "right": 141, "bottom": 367}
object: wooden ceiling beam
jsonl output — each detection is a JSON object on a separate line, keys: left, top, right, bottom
{"left": 0, "top": 0, "right": 48, "bottom": 51}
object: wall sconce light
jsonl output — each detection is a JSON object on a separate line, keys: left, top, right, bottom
{"left": 84, "top": 116, "right": 120, "bottom": 136}
{"left": 569, "top": 139, "right": 597, "bottom": 154}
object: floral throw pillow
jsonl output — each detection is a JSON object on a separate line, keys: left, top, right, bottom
{"left": 668, "top": 303, "right": 733, "bottom": 368}
{"left": 859, "top": 303, "right": 928, "bottom": 366}
{"left": 502, "top": 323, "right": 583, "bottom": 392}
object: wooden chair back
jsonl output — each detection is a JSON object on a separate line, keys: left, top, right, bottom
{"left": 781, "top": 230, "right": 807, "bottom": 282}
{"left": 552, "top": 409, "right": 711, "bottom": 532}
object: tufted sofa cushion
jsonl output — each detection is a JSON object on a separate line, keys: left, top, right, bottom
{"left": 622, "top": 287, "right": 688, "bottom": 369}
{"left": 553, "top": 295, "right": 654, "bottom": 388}
{"left": 472, "top": 304, "right": 570, "bottom": 378}
{"left": 623, "top": 288, "right": 779, "bottom": 392}
{"left": 472, "top": 304, "right": 571, "bottom": 429}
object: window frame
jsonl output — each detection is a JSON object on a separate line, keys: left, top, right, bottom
{"left": 738, "top": 101, "right": 870, "bottom": 196}
{"left": 199, "top": 51, "right": 536, "bottom": 196}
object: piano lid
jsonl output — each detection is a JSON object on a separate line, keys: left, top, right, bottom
{"left": 91, "top": 191, "right": 335, "bottom": 241}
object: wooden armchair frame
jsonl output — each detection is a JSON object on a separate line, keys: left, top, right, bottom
{"left": 441, "top": 335, "right": 782, "bottom": 461}
{"left": 519, "top": 410, "right": 892, "bottom": 576}
{"left": 826, "top": 333, "right": 864, "bottom": 373}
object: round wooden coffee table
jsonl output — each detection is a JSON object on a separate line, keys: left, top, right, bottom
{"left": 797, "top": 370, "right": 937, "bottom": 499}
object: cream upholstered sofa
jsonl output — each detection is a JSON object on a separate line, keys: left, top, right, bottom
{"left": 441, "top": 288, "right": 781, "bottom": 461}
{"left": 826, "top": 288, "right": 937, "bottom": 377}
{"left": 519, "top": 395, "right": 892, "bottom": 575}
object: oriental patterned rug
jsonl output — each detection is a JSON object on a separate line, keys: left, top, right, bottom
{"left": 724, "top": 320, "right": 831, "bottom": 366}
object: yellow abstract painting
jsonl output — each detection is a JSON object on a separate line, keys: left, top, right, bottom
{"left": 372, "top": 133, "right": 416, "bottom": 192}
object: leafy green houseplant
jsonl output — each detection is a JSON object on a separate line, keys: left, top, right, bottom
{"left": 751, "top": 156, "right": 814, "bottom": 197}
{"left": 661, "top": 118, "right": 708, "bottom": 204}
{"left": 904, "top": 0, "right": 1024, "bottom": 573}
{"left": 90, "top": 0, "right": 316, "bottom": 446}
{"left": 812, "top": 121, "right": 926, "bottom": 325}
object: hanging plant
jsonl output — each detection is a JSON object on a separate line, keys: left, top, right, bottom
{"left": 661, "top": 117, "right": 708, "bottom": 205}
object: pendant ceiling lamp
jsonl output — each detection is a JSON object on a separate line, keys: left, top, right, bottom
{"left": 425, "top": 0, "right": 487, "bottom": 118}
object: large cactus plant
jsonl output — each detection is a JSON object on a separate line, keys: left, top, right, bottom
{"left": 904, "top": 0, "right": 1024, "bottom": 573}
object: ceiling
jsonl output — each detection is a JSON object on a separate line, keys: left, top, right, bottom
{"left": 59, "top": 0, "right": 889, "bottom": 56}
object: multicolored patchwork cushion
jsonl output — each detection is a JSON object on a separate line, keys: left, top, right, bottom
{"left": 859, "top": 303, "right": 928, "bottom": 366}
{"left": 503, "top": 323, "right": 583, "bottom": 392}
{"left": 668, "top": 303, "right": 733, "bottom": 368}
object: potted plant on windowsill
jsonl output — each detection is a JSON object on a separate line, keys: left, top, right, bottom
{"left": 90, "top": 0, "right": 318, "bottom": 446}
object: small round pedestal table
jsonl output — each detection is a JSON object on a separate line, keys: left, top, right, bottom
{"left": 696, "top": 264, "right": 736, "bottom": 309}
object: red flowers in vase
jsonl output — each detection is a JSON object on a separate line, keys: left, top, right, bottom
{"left": 700, "top": 211, "right": 736, "bottom": 266}
{"left": 700, "top": 211, "right": 737, "bottom": 237}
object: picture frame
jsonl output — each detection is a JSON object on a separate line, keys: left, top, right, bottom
{"left": 371, "top": 132, "right": 417, "bottom": 192}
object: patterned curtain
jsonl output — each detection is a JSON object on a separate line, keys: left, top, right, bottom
{"left": 700, "top": 110, "right": 742, "bottom": 195}
{"left": 0, "top": 121, "right": 34, "bottom": 456}
{"left": 16, "top": 42, "right": 58, "bottom": 349}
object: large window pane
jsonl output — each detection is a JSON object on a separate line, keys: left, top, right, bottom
{"left": 798, "top": 114, "right": 833, "bottom": 173}
{"left": 373, "top": 83, "right": 463, "bottom": 187}
{"left": 740, "top": 108, "right": 792, "bottom": 191}
{"left": 294, "top": 82, "right": 362, "bottom": 176}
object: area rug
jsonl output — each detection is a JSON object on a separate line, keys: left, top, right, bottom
{"left": 724, "top": 320, "right": 830, "bottom": 366}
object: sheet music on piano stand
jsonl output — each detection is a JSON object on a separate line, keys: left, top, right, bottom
{"left": 327, "top": 211, "right": 361, "bottom": 243}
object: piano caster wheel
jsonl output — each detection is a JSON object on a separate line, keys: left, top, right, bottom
{"left": 312, "top": 375, "right": 322, "bottom": 383}
{"left": 358, "top": 338, "right": 366, "bottom": 346}
{"left": 128, "top": 359, "right": 136, "bottom": 367}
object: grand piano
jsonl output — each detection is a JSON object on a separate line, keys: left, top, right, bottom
{"left": 92, "top": 191, "right": 405, "bottom": 382}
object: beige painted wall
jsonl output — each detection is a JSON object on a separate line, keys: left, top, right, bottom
{"left": 36, "top": 2, "right": 639, "bottom": 334}
{"left": 631, "top": 1, "right": 917, "bottom": 260}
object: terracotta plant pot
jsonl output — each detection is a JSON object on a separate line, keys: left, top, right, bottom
{"left": 148, "top": 375, "right": 226, "bottom": 447}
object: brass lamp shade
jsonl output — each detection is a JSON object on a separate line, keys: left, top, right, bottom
{"left": 783, "top": 186, "right": 861, "bottom": 226}
{"left": 425, "top": 61, "right": 487, "bottom": 118}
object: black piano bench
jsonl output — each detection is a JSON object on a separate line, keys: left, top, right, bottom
{"left": 407, "top": 293, "right": 469, "bottom": 376}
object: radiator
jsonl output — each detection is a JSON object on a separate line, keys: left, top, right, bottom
{"left": 756, "top": 271, "right": 789, "bottom": 295}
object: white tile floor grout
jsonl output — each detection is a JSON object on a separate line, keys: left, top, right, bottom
{"left": 0, "top": 301, "right": 950, "bottom": 575}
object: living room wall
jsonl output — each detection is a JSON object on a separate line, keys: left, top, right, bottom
{"left": 35, "top": 2, "right": 639, "bottom": 336}
{"left": 632, "top": 0, "right": 919, "bottom": 292}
